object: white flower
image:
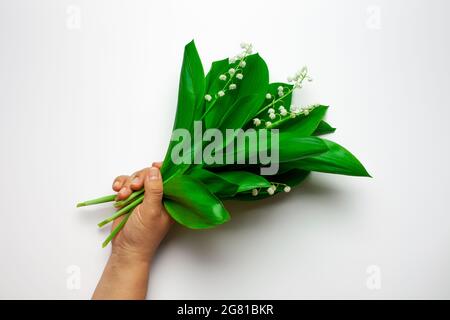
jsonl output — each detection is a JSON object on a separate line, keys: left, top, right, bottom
{"left": 204, "top": 94, "right": 212, "bottom": 102}
{"left": 229, "top": 56, "right": 237, "bottom": 64}
{"left": 239, "top": 61, "right": 246, "bottom": 68}
{"left": 218, "top": 90, "right": 225, "bottom": 97}
{"left": 265, "top": 93, "right": 272, "bottom": 99}
{"left": 269, "top": 113, "right": 276, "bottom": 120}
{"left": 240, "top": 42, "right": 250, "bottom": 49}
{"left": 277, "top": 86, "right": 284, "bottom": 92}
{"left": 280, "top": 109, "right": 288, "bottom": 116}
{"left": 267, "top": 186, "right": 276, "bottom": 195}
{"left": 229, "top": 83, "right": 237, "bottom": 90}
{"left": 219, "top": 74, "right": 227, "bottom": 81}
{"left": 268, "top": 108, "right": 275, "bottom": 114}
{"left": 303, "top": 109, "right": 309, "bottom": 115}
{"left": 236, "top": 73, "right": 243, "bottom": 80}
{"left": 253, "top": 118, "right": 261, "bottom": 126}
{"left": 251, "top": 189, "right": 259, "bottom": 196}
{"left": 278, "top": 90, "right": 284, "bottom": 97}
{"left": 290, "top": 105, "right": 300, "bottom": 113}
{"left": 290, "top": 113, "right": 297, "bottom": 118}
{"left": 278, "top": 106, "right": 285, "bottom": 111}
{"left": 283, "top": 186, "right": 291, "bottom": 193}
{"left": 265, "top": 121, "right": 272, "bottom": 127}
{"left": 228, "top": 68, "right": 236, "bottom": 75}
{"left": 240, "top": 42, "right": 253, "bottom": 54}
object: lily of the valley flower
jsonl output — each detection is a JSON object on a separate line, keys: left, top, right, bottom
{"left": 204, "top": 94, "right": 212, "bottom": 102}
{"left": 253, "top": 118, "right": 261, "bottom": 126}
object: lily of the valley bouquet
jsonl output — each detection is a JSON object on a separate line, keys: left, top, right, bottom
{"left": 78, "top": 41, "right": 370, "bottom": 247}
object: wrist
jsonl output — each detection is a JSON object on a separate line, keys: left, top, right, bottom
{"left": 110, "top": 246, "right": 153, "bottom": 266}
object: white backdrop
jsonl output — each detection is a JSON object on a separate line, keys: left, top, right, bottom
{"left": 1, "top": 0, "right": 450, "bottom": 299}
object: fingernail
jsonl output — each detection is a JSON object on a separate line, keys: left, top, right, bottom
{"left": 119, "top": 188, "right": 127, "bottom": 195}
{"left": 148, "top": 167, "right": 160, "bottom": 180}
{"left": 113, "top": 181, "right": 120, "bottom": 189}
{"left": 132, "top": 177, "right": 140, "bottom": 184}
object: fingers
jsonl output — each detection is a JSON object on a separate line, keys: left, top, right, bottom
{"left": 130, "top": 169, "right": 147, "bottom": 191}
{"left": 113, "top": 163, "right": 162, "bottom": 201}
{"left": 112, "top": 175, "right": 128, "bottom": 192}
{"left": 152, "top": 162, "right": 162, "bottom": 169}
{"left": 141, "top": 167, "right": 164, "bottom": 218}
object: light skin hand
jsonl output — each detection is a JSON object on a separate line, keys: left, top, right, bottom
{"left": 92, "top": 162, "right": 172, "bottom": 300}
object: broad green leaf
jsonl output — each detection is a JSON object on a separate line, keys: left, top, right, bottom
{"left": 284, "top": 139, "right": 370, "bottom": 177}
{"left": 278, "top": 105, "right": 329, "bottom": 137}
{"left": 215, "top": 171, "right": 271, "bottom": 192}
{"left": 233, "top": 169, "right": 310, "bottom": 200}
{"left": 313, "top": 120, "right": 336, "bottom": 136}
{"left": 188, "top": 167, "right": 240, "bottom": 197}
{"left": 161, "top": 40, "right": 205, "bottom": 179}
{"left": 211, "top": 134, "right": 329, "bottom": 167}
{"left": 163, "top": 175, "right": 230, "bottom": 228}
{"left": 205, "top": 54, "right": 269, "bottom": 130}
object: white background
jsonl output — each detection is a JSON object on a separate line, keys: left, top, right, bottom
{"left": 1, "top": 0, "right": 449, "bottom": 299}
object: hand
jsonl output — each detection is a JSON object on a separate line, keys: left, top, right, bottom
{"left": 92, "top": 162, "right": 172, "bottom": 299}
{"left": 110, "top": 162, "right": 172, "bottom": 262}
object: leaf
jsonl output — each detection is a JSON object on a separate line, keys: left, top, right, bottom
{"left": 313, "top": 120, "right": 336, "bottom": 136}
{"left": 210, "top": 134, "right": 329, "bottom": 167}
{"left": 163, "top": 175, "right": 230, "bottom": 228}
{"left": 284, "top": 139, "right": 371, "bottom": 177}
{"left": 215, "top": 171, "right": 271, "bottom": 193}
{"left": 161, "top": 40, "right": 205, "bottom": 179}
{"left": 279, "top": 105, "right": 329, "bottom": 137}
{"left": 188, "top": 167, "right": 240, "bottom": 197}
{"left": 205, "top": 54, "right": 269, "bottom": 130}
{"left": 233, "top": 169, "right": 310, "bottom": 200}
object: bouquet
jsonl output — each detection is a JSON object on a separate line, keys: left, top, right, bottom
{"left": 77, "top": 41, "right": 370, "bottom": 247}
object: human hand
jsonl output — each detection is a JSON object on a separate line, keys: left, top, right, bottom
{"left": 110, "top": 162, "right": 172, "bottom": 262}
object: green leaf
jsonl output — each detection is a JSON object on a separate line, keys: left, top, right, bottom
{"left": 205, "top": 54, "right": 269, "bottom": 130}
{"left": 233, "top": 169, "right": 310, "bottom": 200}
{"left": 211, "top": 134, "right": 329, "bottom": 167}
{"left": 163, "top": 175, "right": 230, "bottom": 228}
{"left": 161, "top": 40, "right": 205, "bottom": 179}
{"left": 284, "top": 139, "right": 370, "bottom": 177}
{"left": 215, "top": 171, "right": 271, "bottom": 193}
{"left": 279, "top": 105, "right": 329, "bottom": 136}
{"left": 188, "top": 167, "right": 240, "bottom": 197}
{"left": 313, "top": 120, "right": 336, "bottom": 136}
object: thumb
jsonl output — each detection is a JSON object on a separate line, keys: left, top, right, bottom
{"left": 141, "top": 166, "right": 163, "bottom": 215}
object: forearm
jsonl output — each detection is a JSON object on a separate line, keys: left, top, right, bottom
{"left": 92, "top": 252, "right": 151, "bottom": 300}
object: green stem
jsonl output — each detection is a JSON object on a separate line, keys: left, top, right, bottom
{"left": 256, "top": 88, "right": 294, "bottom": 117}
{"left": 102, "top": 212, "right": 131, "bottom": 248}
{"left": 76, "top": 194, "right": 116, "bottom": 208}
{"left": 97, "top": 194, "right": 144, "bottom": 228}
{"left": 200, "top": 55, "right": 248, "bottom": 121}
{"left": 114, "top": 189, "right": 145, "bottom": 208}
